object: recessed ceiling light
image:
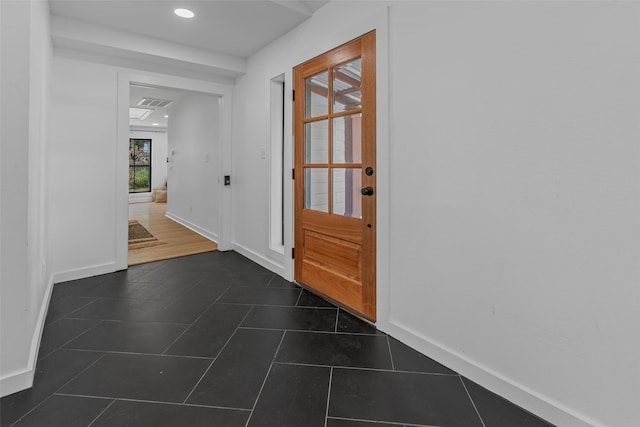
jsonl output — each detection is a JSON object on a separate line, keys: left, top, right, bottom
{"left": 152, "top": 123, "right": 160, "bottom": 126}
{"left": 174, "top": 8, "right": 194, "bottom": 18}
{"left": 164, "top": 114, "right": 169, "bottom": 118}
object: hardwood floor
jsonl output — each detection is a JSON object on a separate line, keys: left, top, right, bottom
{"left": 128, "top": 202, "right": 217, "bottom": 266}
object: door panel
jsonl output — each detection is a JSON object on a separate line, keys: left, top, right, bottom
{"left": 294, "top": 32, "right": 376, "bottom": 320}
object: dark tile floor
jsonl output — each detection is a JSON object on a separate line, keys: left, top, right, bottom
{"left": 1, "top": 251, "right": 555, "bottom": 427}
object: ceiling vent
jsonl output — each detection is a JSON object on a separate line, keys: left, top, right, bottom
{"left": 129, "top": 107, "right": 153, "bottom": 120}
{"left": 137, "top": 98, "right": 174, "bottom": 108}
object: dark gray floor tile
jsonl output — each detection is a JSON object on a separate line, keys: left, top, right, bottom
{"left": 92, "top": 400, "right": 249, "bottom": 427}
{"left": 126, "top": 259, "right": 169, "bottom": 276}
{"left": 462, "top": 378, "right": 555, "bottom": 427}
{"left": 12, "top": 395, "right": 112, "bottom": 427}
{"left": 186, "top": 329, "right": 284, "bottom": 409}
{"left": 66, "top": 297, "right": 167, "bottom": 322}
{"left": 133, "top": 267, "right": 212, "bottom": 288}
{"left": 165, "top": 304, "right": 251, "bottom": 357}
{"left": 59, "top": 353, "right": 211, "bottom": 403}
{"left": 336, "top": 309, "right": 383, "bottom": 335}
{"left": 248, "top": 364, "right": 330, "bottom": 427}
{"left": 161, "top": 251, "right": 229, "bottom": 273}
{"left": 45, "top": 295, "right": 97, "bottom": 324}
{"left": 220, "top": 267, "right": 274, "bottom": 288}
{"left": 51, "top": 277, "right": 104, "bottom": 298}
{"left": 326, "top": 419, "right": 399, "bottom": 427}
{"left": 267, "top": 275, "right": 298, "bottom": 288}
{"left": 242, "top": 305, "right": 337, "bottom": 332}
{"left": 64, "top": 320, "right": 187, "bottom": 354}
{"left": 9, "top": 251, "right": 555, "bottom": 427}
{"left": 330, "top": 369, "right": 483, "bottom": 426}
{"left": 38, "top": 318, "right": 99, "bottom": 359}
{"left": 0, "top": 349, "right": 104, "bottom": 426}
{"left": 86, "top": 277, "right": 200, "bottom": 302}
{"left": 296, "top": 289, "right": 335, "bottom": 308}
{"left": 276, "top": 331, "right": 392, "bottom": 369}
{"left": 86, "top": 270, "right": 132, "bottom": 289}
{"left": 388, "top": 337, "right": 456, "bottom": 375}
{"left": 147, "top": 282, "right": 229, "bottom": 323}
{"left": 217, "top": 287, "right": 301, "bottom": 306}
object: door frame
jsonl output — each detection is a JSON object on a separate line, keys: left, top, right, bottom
{"left": 293, "top": 32, "right": 377, "bottom": 319}
{"left": 285, "top": 9, "right": 390, "bottom": 323}
{"left": 115, "top": 72, "right": 234, "bottom": 271}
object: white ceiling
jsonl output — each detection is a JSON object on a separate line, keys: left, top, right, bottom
{"left": 129, "top": 85, "right": 194, "bottom": 129}
{"left": 49, "top": 0, "right": 329, "bottom": 58}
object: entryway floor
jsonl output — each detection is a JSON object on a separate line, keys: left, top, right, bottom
{"left": 128, "top": 202, "right": 217, "bottom": 266}
{"left": 2, "top": 251, "right": 554, "bottom": 427}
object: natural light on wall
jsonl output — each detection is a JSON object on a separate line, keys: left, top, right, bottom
{"left": 269, "top": 74, "right": 285, "bottom": 255}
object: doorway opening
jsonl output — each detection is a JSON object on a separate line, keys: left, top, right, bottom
{"left": 118, "top": 77, "right": 232, "bottom": 268}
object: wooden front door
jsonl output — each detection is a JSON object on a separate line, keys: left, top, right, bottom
{"left": 294, "top": 32, "right": 376, "bottom": 320}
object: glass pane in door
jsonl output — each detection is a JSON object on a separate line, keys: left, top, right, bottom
{"left": 333, "top": 59, "right": 361, "bottom": 113}
{"left": 332, "top": 168, "right": 362, "bottom": 218}
{"left": 305, "top": 168, "right": 329, "bottom": 212}
{"left": 305, "top": 71, "right": 329, "bottom": 118}
{"left": 333, "top": 113, "right": 362, "bottom": 164}
{"left": 304, "top": 120, "right": 328, "bottom": 164}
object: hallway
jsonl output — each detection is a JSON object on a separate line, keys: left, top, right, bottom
{"left": 128, "top": 202, "right": 218, "bottom": 266}
{"left": 1, "top": 251, "right": 553, "bottom": 426}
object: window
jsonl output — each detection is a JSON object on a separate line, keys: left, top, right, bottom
{"left": 129, "top": 138, "right": 152, "bottom": 193}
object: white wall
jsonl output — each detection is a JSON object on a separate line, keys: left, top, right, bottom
{"left": 166, "top": 93, "right": 221, "bottom": 241}
{"left": 231, "top": 2, "right": 640, "bottom": 427}
{"left": 0, "top": 0, "right": 52, "bottom": 396}
{"left": 49, "top": 52, "right": 231, "bottom": 281}
{"left": 49, "top": 57, "right": 121, "bottom": 279}
{"left": 129, "top": 130, "right": 168, "bottom": 203}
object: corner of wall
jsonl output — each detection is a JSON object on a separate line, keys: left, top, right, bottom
{"left": 0, "top": 273, "right": 54, "bottom": 398}
{"left": 376, "top": 319, "right": 602, "bottom": 427}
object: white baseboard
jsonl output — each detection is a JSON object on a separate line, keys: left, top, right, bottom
{"left": 165, "top": 211, "right": 218, "bottom": 243}
{"left": 0, "top": 368, "right": 34, "bottom": 398}
{"left": 52, "top": 262, "right": 118, "bottom": 284}
{"left": 0, "top": 274, "right": 55, "bottom": 398}
{"left": 232, "top": 242, "right": 285, "bottom": 277}
{"left": 376, "top": 319, "right": 598, "bottom": 427}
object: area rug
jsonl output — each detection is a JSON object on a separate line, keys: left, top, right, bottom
{"left": 128, "top": 220, "right": 166, "bottom": 250}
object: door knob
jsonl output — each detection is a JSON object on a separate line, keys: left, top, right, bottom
{"left": 361, "top": 186, "right": 374, "bottom": 196}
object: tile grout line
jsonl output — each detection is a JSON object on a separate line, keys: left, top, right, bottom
{"left": 54, "top": 393, "right": 252, "bottom": 412}
{"left": 153, "top": 277, "right": 209, "bottom": 312}
{"left": 237, "top": 326, "right": 386, "bottom": 337}
{"left": 9, "top": 352, "right": 109, "bottom": 426}
{"left": 459, "top": 375, "right": 487, "bottom": 427}
{"left": 328, "top": 415, "right": 438, "bottom": 427}
{"left": 181, "top": 359, "right": 216, "bottom": 405}
{"left": 181, "top": 306, "right": 255, "bottom": 404}
{"left": 243, "top": 330, "right": 287, "bottom": 427}
{"left": 265, "top": 274, "right": 276, "bottom": 287}
{"left": 8, "top": 394, "right": 56, "bottom": 427}
{"left": 294, "top": 288, "right": 304, "bottom": 306}
{"left": 323, "top": 367, "right": 333, "bottom": 427}
{"left": 86, "top": 399, "right": 116, "bottom": 427}
{"left": 386, "top": 335, "right": 396, "bottom": 370}
{"left": 272, "top": 361, "right": 458, "bottom": 377}
{"left": 334, "top": 309, "right": 340, "bottom": 333}
{"left": 160, "top": 286, "right": 232, "bottom": 355}
{"left": 49, "top": 348, "right": 215, "bottom": 360}
{"left": 52, "top": 297, "right": 102, "bottom": 322}
{"left": 38, "top": 320, "right": 103, "bottom": 362}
